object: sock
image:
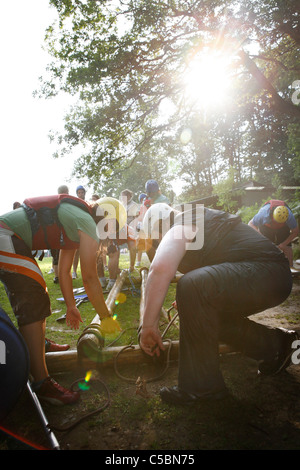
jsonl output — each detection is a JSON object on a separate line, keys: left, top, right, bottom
{"left": 31, "top": 377, "right": 48, "bottom": 392}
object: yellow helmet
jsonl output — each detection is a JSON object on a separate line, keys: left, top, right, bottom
{"left": 95, "top": 197, "right": 127, "bottom": 230}
{"left": 273, "top": 205, "right": 289, "bottom": 223}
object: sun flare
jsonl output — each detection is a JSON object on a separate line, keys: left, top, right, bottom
{"left": 184, "top": 50, "right": 232, "bottom": 108}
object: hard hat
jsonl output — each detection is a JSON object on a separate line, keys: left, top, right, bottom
{"left": 273, "top": 205, "right": 289, "bottom": 223}
{"left": 95, "top": 197, "right": 127, "bottom": 230}
{"left": 143, "top": 203, "right": 173, "bottom": 238}
{"left": 145, "top": 179, "right": 159, "bottom": 194}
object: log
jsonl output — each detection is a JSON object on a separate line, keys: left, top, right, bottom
{"left": 76, "top": 270, "right": 128, "bottom": 360}
{"left": 46, "top": 341, "right": 237, "bottom": 374}
{"left": 139, "top": 267, "right": 148, "bottom": 328}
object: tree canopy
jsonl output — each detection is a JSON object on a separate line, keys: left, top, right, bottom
{"left": 38, "top": 0, "right": 300, "bottom": 201}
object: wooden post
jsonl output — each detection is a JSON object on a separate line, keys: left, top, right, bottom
{"left": 76, "top": 270, "right": 128, "bottom": 361}
{"left": 46, "top": 341, "right": 237, "bottom": 374}
{"left": 139, "top": 267, "right": 148, "bottom": 329}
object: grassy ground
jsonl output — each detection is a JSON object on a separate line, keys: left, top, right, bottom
{"left": 2, "top": 252, "right": 300, "bottom": 451}
{"left": 0, "top": 252, "right": 178, "bottom": 350}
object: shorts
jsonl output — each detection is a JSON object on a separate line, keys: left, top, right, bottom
{"left": 0, "top": 227, "right": 51, "bottom": 327}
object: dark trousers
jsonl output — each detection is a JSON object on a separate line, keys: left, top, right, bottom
{"left": 175, "top": 259, "right": 292, "bottom": 394}
{"left": 260, "top": 225, "right": 291, "bottom": 245}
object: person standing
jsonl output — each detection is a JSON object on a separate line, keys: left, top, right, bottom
{"left": 145, "top": 179, "right": 170, "bottom": 205}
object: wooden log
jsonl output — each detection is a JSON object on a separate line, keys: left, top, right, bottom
{"left": 76, "top": 270, "right": 128, "bottom": 360}
{"left": 139, "top": 267, "right": 148, "bottom": 328}
{"left": 46, "top": 341, "right": 237, "bottom": 374}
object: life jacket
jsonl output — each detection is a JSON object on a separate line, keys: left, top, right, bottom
{"left": 22, "top": 195, "right": 94, "bottom": 250}
{"left": 263, "top": 199, "right": 288, "bottom": 230}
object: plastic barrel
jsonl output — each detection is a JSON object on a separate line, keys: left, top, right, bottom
{"left": 0, "top": 306, "right": 30, "bottom": 421}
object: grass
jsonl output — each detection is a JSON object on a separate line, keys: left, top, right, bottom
{"left": 0, "top": 251, "right": 179, "bottom": 350}
{"left": 2, "top": 253, "right": 300, "bottom": 450}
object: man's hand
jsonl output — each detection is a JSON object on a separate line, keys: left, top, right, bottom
{"left": 66, "top": 306, "right": 83, "bottom": 330}
{"left": 139, "top": 325, "right": 165, "bottom": 357}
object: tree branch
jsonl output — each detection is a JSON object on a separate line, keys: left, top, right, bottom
{"left": 239, "top": 49, "right": 300, "bottom": 118}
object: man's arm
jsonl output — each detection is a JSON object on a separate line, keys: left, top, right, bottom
{"left": 248, "top": 218, "right": 260, "bottom": 232}
{"left": 279, "top": 226, "right": 299, "bottom": 249}
{"left": 139, "top": 224, "right": 197, "bottom": 356}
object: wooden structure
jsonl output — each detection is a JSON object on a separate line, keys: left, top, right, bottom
{"left": 46, "top": 266, "right": 237, "bottom": 374}
{"left": 76, "top": 270, "right": 128, "bottom": 361}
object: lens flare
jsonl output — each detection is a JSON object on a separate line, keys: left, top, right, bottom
{"left": 78, "top": 370, "right": 93, "bottom": 391}
{"left": 85, "top": 370, "right": 92, "bottom": 382}
{"left": 116, "top": 292, "right": 127, "bottom": 304}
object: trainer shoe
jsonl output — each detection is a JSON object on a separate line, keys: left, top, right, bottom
{"left": 36, "top": 377, "right": 80, "bottom": 406}
{"left": 99, "top": 277, "right": 107, "bottom": 289}
{"left": 45, "top": 338, "right": 70, "bottom": 353}
{"left": 159, "top": 385, "right": 228, "bottom": 406}
{"left": 107, "top": 279, "right": 116, "bottom": 291}
{"left": 258, "top": 328, "right": 299, "bottom": 376}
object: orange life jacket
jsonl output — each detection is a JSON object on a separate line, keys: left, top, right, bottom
{"left": 22, "top": 195, "right": 93, "bottom": 250}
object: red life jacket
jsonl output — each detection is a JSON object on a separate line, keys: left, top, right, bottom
{"left": 264, "top": 199, "right": 288, "bottom": 229}
{"left": 22, "top": 195, "right": 94, "bottom": 250}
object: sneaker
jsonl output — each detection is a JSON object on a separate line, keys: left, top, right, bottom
{"left": 36, "top": 377, "right": 80, "bottom": 406}
{"left": 45, "top": 338, "right": 70, "bottom": 353}
{"left": 258, "top": 328, "right": 299, "bottom": 376}
{"left": 53, "top": 277, "right": 59, "bottom": 284}
{"left": 56, "top": 313, "right": 66, "bottom": 323}
{"left": 159, "top": 386, "right": 228, "bottom": 406}
{"left": 48, "top": 267, "right": 54, "bottom": 274}
{"left": 72, "top": 272, "right": 77, "bottom": 279}
{"left": 99, "top": 277, "right": 107, "bottom": 289}
{"left": 107, "top": 279, "right": 116, "bottom": 291}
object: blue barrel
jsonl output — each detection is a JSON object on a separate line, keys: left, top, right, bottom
{"left": 0, "top": 306, "right": 30, "bottom": 421}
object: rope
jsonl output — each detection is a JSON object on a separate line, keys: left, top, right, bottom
{"left": 48, "top": 377, "right": 111, "bottom": 433}
{"left": 113, "top": 339, "right": 173, "bottom": 384}
{"left": 113, "top": 309, "right": 179, "bottom": 384}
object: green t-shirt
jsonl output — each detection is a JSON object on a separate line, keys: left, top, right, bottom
{"left": 0, "top": 203, "right": 99, "bottom": 249}
{"left": 153, "top": 194, "right": 170, "bottom": 204}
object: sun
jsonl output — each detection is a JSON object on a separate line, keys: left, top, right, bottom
{"left": 183, "top": 49, "right": 232, "bottom": 109}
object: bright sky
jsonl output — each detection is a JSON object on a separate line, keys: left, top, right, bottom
{"left": 0, "top": 1, "right": 85, "bottom": 216}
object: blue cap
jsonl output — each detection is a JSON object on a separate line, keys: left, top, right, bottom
{"left": 76, "top": 185, "right": 86, "bottom": 194}
{"left": 139, "top": 193, "right": 147, "bottom": 202}
{"left": 145, "top": 179, "right": 159, "bottom": 194}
